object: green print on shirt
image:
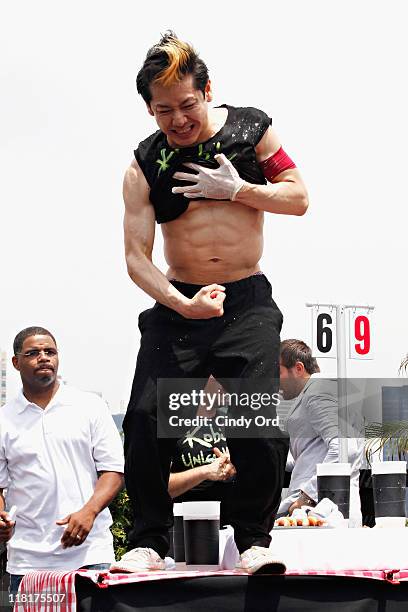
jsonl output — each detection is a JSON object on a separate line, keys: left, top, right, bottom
{"left": 156, "top": 148, "right": 176, "bottom": 174}
{"left": 198, "top": 143, "right": 211, "bottom": 161}
{"left": 155, "top": 142, "right": 237, "bottom": 176}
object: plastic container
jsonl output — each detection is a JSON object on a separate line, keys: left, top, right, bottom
{"left": 182, "top": 501, "right": 220, "bottom": 569}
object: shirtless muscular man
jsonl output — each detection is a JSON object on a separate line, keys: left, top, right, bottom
{"left": 111, "top": 32, "right": 308, "bottom": 575}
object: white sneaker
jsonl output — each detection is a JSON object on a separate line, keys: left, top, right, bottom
{"left": 110, "top": 547, "right": 166, "bottom": 573}
{"left": 237, "top": 546, "right": 286, "bottom": 575}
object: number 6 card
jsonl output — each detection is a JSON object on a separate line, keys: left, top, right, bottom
{"left": 311, "top": 307, "right": 337, "bottom": 359}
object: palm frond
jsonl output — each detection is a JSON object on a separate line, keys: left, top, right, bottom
{"left": 399, "top": 355, "right": 408, "bottom": 376}
{"left": 365, "top": 420, "right": 408, "bottom": 464}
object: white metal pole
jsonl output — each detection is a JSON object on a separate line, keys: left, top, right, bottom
{"left": 336, "top": 304, "right": 348, "bottom": 463}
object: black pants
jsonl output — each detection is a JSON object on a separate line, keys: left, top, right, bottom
{"left": 123, "top": 274, "right": 289, "bottom": 558}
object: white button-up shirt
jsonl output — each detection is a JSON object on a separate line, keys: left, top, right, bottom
{"left": 0, "top": 384, "right": 124, "bottom": 574}
{"left": 278, "top": 376, "right": 364, "bottom": 526}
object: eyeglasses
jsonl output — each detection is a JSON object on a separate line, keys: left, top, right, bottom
{"left": 16, "top": 349, "right": 58, "bottom": 359}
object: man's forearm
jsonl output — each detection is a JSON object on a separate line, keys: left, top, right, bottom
{"left": 82, "top": 472, "right": 124, "bottom": 517}
{"left": 0, "top": 492, "right": 5, "bottom": 512}
{"left": 126, "top": 254, "right": 190, "bottom": 315}
{"left": 169, "top": 466, "right": 209, "bottom": 499}
{"left": 234, "top": 180, "right": 308, "bottom": 216}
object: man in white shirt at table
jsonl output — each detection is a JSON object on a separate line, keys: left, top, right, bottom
{"left": 278, "top": 339, "right": 364, "bottom": 526}
{"left": 0, "top": 326, "right": 124, "bottom": 599}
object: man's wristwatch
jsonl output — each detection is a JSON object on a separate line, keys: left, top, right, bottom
{"left": 299, "top": 491, "right": 317, "bottom": 507}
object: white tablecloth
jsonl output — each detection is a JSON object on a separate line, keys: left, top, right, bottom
{"left": 220, "top": 527, "right": 408, "bottom": 572}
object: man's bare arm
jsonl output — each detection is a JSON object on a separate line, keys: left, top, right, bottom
{"left": 0, "top": 490, "right": 5, "bottom": 512}
{"left": 124, "top": 161, "right": 187, "bottom": 313}
{"left": 123, "top": 160, "right": 226, "bottom": 318}
{"left": 83, "top": 471, "right": 124, "bottom": 517}
{"left": 234, "top": 126, "right": 309, "bottom": 215}
{"left": 169, "top": 452, "right": 236, "bottom": 499}
{"left": 56, "top": 472, "right": 124, "bottom": 548}
{"left": 169, "top": 465, "right": 212, "bottom": 499}
{"left": 173, "top": 127, "right": 308, "bottom": 215}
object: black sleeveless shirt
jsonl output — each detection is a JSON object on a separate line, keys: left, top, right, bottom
{"left": 134, "top": 105, "right": 271, "bottom": 224}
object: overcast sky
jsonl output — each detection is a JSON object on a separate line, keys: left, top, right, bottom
{"left": 1, "top": 0, "right": 407, "bottom": 410}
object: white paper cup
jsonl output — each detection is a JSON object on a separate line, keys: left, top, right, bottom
{"left": 371, "top": 461, "right": 407, "bottom": 475}
{"left": 182, "top": 501, "right": 220, "bottom": 520}
{"left": 316, "top": 463, "right": 352, "bottom": 476}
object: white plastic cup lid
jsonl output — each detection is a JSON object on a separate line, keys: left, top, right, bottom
{"left": 371, "top": 461, "right": 407, "bottom": 475}
{"left": 173, "top": 503, "right": 183, "bottom": 517}
{"left": 317, "top": 463, "right": 351, "bottom": 476}
{"left": 375, "top": 516, "right": 406, "bottom": 527}
{"left": 182, "top": 501, "right": 220, "bottom": 520}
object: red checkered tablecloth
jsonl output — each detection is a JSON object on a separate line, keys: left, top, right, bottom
{"left": 15, "top": 566, "right": 408, "bottom": 611}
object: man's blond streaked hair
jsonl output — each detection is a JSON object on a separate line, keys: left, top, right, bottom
{"left": 153, "top": 34, "right": 195, "bottom": 87}
{"left": 137, "top": 31, "right": 209, "bottom": 104}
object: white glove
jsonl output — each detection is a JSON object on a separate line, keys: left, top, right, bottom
{"left": 172, "top": 154, "right": 245, "bottom": 201}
